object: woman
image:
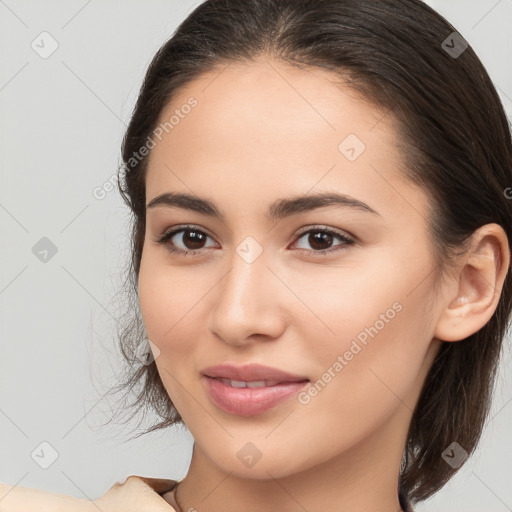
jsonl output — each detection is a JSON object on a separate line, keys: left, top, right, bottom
{"left": 1, "top": 0, "right": 510, "bottom": 511}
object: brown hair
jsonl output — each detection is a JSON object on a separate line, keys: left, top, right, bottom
{"left": 107, "top": 0, "right": 512, "bottom": 505}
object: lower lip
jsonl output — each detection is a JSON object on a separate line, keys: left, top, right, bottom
{"left": 202, "top": 376, "right": 309, "bottom": 416}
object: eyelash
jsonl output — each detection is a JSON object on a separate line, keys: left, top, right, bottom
{"left": 153, "top": 224, "right": 356, "bottom": 258}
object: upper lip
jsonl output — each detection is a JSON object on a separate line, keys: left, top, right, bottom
{"left": 201, "top": 363, "right": 309, "bottom": 383}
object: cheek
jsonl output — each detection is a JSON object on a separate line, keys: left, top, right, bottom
{"left": 293, "top": 253, "right": 434, "bottom": 412}
{"left": 307, "top": 245, "right": 432, "bottom": 342}
{"left": 293, "top": 302, "right": 429, "bottom": 459}
{"left": 138, "top": 251, "right": 203, "bottom": 345}
{"left": 138, "top": 254, "right": 204, "bottom": 412}
{"left": 286, "top": 253, "right": 405, "bottom": 346}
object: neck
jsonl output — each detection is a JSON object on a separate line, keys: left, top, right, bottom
{"left": 173, "top": 406, "right": 410, "bottom": 512}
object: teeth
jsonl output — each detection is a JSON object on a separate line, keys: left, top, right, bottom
{"left": 246, "top": 380, "right": 269, "bottom": 388}
{"left": 218, "top": 378, "right": 281, "bottom": 388}
{"left": 230, "top": 379, "right": 249, "bottom": 388}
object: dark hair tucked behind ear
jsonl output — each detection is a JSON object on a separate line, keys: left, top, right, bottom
{"left": 108, "top": 0, "right": 512, "bottom": 505}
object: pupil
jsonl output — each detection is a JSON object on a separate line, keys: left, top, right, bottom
{"left": 309, "top": 231, "right": 332, "bottom": 250}
{"left": 184, "top": 231, "right": 205, "bottom": 249}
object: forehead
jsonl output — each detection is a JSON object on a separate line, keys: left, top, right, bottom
{"left": 145, "top": 58, "right": 430, "bottom": 223}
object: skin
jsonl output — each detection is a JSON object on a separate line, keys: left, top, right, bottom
{"left": 138, "top": 57, "right": 510, "bottom": 512}
{"left": 0, "top": 476, "right": 177, "bottom": 511}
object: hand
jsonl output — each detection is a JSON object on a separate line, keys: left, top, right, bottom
{"left": 0, "top": 476, "right": 178, "bottom": 511}
{"left": 92, "top": 475, "right": 178, "bottom": 511}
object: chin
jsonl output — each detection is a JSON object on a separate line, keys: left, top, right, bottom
{"left": 199, "top": 439, "right": 316, "bottom": 481}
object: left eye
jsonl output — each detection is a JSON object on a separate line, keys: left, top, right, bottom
{"left": 291, "top": 227, "right": 355, "bottom": 255}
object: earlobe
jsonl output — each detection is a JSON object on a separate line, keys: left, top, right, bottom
{"left": 434, "top": 223, "right": 510, "bottom": 343}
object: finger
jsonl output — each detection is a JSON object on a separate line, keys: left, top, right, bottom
{"left": 96, "top": 475, "right": 179, "bottom": 511}
{"left": 133, "top": 476, "right": 179, "bottom": 495}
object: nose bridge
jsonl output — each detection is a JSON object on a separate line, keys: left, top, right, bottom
{"left": 209, "top": 240, "right": 284, "bottom": 343}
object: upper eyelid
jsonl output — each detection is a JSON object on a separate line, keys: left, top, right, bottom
{"left": 163, "top": 224, "right": 217, "bottom": 241}
{"left": 295, "top": 225, "right": 354, "bottom": 239}
{"left": 163, "top": 223, "right": 352, "bottom": 235}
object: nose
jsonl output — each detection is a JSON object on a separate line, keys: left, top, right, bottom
{"left": 207, "top": 247, "right": 288, "bottom": 347}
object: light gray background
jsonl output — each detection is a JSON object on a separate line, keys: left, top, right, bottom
{"left": 0, "top": 1, "right": 511, "bottom": 510}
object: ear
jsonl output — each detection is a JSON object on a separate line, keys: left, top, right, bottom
{"left": 434, "top": 223, "right": 510, "bottom": 342}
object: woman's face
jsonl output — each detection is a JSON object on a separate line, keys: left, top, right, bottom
{"left": 138, "top": 58, "right": 445, "bottom": 478}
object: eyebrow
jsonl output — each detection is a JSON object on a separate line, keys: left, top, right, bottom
{"left": 146, "top": 191, "right": 381, "bottom": 221}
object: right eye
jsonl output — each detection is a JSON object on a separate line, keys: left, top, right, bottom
{"left": 154, "top": 225, "right": 219, "bottom": 256}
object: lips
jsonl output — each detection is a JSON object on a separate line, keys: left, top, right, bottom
{"left": 201, "top": 363, "right": 310, "bottom": 415}
{"left": 201, "top": 363, "right": 309, "bottom": 384}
